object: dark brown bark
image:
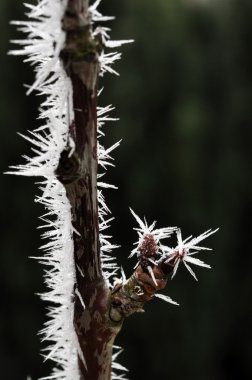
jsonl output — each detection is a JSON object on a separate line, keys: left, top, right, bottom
{"left": 56, "top": 1, "right": 122, "bottom": 379}
{"left": 55, "top": 2, "right": 175, "bottom": 379}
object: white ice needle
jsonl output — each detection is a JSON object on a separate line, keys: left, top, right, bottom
{"left": 163, "top": 228, "right": 219, "bottom": 281}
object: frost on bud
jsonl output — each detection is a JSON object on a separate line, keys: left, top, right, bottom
{"left": 114, "top": 210, "right": 219, "bottom": 311}
{"left": 162, "top": 228, "right": 219, "bottom": 281}
{"left": 129, "top": 208, "right": 176, "bottom": 258}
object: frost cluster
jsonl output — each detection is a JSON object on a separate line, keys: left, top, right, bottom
{"left": 130, "top": 209, "right": 218, "bottom": 305}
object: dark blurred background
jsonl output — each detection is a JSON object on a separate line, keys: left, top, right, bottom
{"left": 1, "top": 0, "right": 251, "bottom": 379}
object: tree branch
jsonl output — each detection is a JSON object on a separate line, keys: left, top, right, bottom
{"left": 10, "top": 0, "right": 218, "bottom": 378}
{"left": 56, "top": 1, "right": 121, "bottom": 379}
{"left": 110, "top": 234, "right": 176, "bottom": 322}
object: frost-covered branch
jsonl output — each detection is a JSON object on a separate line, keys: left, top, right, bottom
{"left": 110, "top": 210, "right": 218, "bottom": 321}
{"left": 9, "top": 1, "right": 218, "bottom": 379}
{"left": 9, "top": 0, "right": 131, "bottom": 379}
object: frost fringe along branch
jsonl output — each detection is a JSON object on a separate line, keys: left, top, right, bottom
{"left": 9, "top": 1, "right": 218, "bottom": 379}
